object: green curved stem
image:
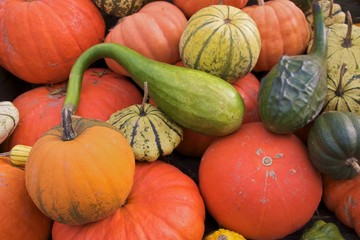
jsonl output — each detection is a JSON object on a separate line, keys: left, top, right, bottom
{"left": 309, "top": 0, "right": 327, "bottom": 59}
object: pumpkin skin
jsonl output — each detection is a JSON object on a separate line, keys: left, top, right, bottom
{"left": 172, "top": 0, "right": 249, "bottom": 18}
{"left": 0, "top": 0, "right": 105, "bottom": 84}
{"left": 25, "top": 118, "right": 136, "bottom": 225}
{"left": 6, "top": 68, "right": 142, "bottom": 149}
{"left": 323, "top": 175, "right": 360, "bottom": 237}
{"left": 179, "top": 4, "right": 261, "bottom": 82}
{"left": 0, "top": 157, "right": 53, "bottom": 240}
{"left": 52, "top": 161, "right": 206, "bottom": 240}
{"left": 199, "top": 122, "right": 322, "bottom": 240}
{"left": 104, "top": 1, "right": 187, "bottom": 76}
{"left": 242, "top": 0, "right": 310, "bottom": 72}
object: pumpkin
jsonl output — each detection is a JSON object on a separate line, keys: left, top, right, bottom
{"left": 92, "top": 0, "right": 160, "bottom": 17}
{"left": 242, "top": 0, "right": 310, "bottom": 72}
{"left": 6, "top": 68, "right": 142, "bottom": 149}
{"left": 307, "top": 111, "right": 360, "bottom": 180}
{"left": 179, "top": 4, "right": 261, "bottom": 82}
{"left": 322, "top": 175, "right": 360, "bottom": 237}
{"left": 107, "top": 82, "right": 183, "bottom": 162}
{"left": 104, "top": 1, "right": 187, "bottom": 76}
{"left": 172, "top": 0, "right": 249, "bottom": 18}
{"left": 0, "top": 0, "right": 105, "bottom": 84}
{"left": 199, "top": 121, "right": 323, "bottom": 240}
{"left": 323, "top": 63, "right": 360, "bottom": 114}
{"left": 0, "top": 101, "right": 19, "bottom": 144}
{"left": 52, "top": 161, "right": 206, "bottom": 240}
{"left": 0, "top": 156, "right": 53, "bottom": 239}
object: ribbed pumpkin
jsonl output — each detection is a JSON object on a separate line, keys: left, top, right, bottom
{"left": 0, "top": 0, "right": 105, "bottom": 84}
{"left": 0, "top": 156, "right": 53, "bottom": 240}
{"left": 307, "top": 111, "right": 360, "bottom": 180}
{"left": 92, "top": 0, "right": 159, "bottom": 17}
{"left": 323, "top": 63, "right": 360, "bottom": 114}
{"left": 172, "top": 0, "right": 249, "bottom": 18}
{"left": 6, "top": 68, "right": 142, "bottom": 149}
{"left": 25, "top": 118, "right": 136, "bottom": 225}
{"left": 242, "top": 0, "right": 310, "bottom": 72}
{"left": 104, "top": 1, "right": 187, "bottom": 76}
{"left": 52, "top": 161, "right": 206, "bottom": 240}
{"left": 199, "top": 121, "right": 323, "bottom": 239}
{"left": 0, "top": 101, "right": 19, "bottom": 144}
{"left": 179, "top": 4, "right": 261, "bottom": 82}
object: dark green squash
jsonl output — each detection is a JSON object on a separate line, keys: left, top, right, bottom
{"left": 307, "top": 111, "right": 360, "bottom": 180}
{"left": 92, "top": 0, "right": 156, "bottom": 17}
{"left": 300, "top": 220, "right": 345, "bottom": 240}
{"left": 257, "top": 0, "right": 327, "bottom": 134}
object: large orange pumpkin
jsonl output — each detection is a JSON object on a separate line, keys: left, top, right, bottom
{"left": 6, "top": 68, "right": 142, "bottom": 149}
{"left": 52, "top": 161, "right": 206, "bottom": 239}
{"left": 242, "top": 0, "right": 310, "bottom": 72}
{"left": 0, "top": 156, "right": 53, "bottom": 239}
{"left": 0, "top": 0, "right": 105, "bottom": 84}
{"left": 104, "top": 1, "right": 187, "bottom": 76}
{"left": 199, "top": 122, "right": 322, "bottom": 239}
{"left": 172, "top": 0, "right": 249, "bottom": 18}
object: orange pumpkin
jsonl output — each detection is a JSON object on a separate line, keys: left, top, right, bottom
{"left": 52, "top": 161, "right": 206, "bottom": 239}
{"left": 0, "top": 0, "right": 105, "bottom": 84}
{"left": 104, "top": 1, "right": 187, "bottom": 76}
{"left": 323, "top": 175, "right": 360, "bottom": 236}
{"left": 0, "top": 156, "right": 52, "bottom": 239}
{"left": 25, "top": 118, "right": 136, "bottom": 225}
{"left": 242, "top": 0, "right": 310, "bottom": 72}
{"left": 199, "top": 122, "right": 322, "bottom": 239}
{"left": 172, "top": 0, "right": 249, "bottom": 18}
{"left": 6, "top": 68, "right": 142, "bottom": 149}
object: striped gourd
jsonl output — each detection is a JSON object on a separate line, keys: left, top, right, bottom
{"left": 0, "top": 101, "right": 19, "bottom": 144}
{"left": 323, "top": 63, "right": 360, "bottom": 115}
{"left": 305, "top": 0, "right": 345, "bottom": 27}
{"left": 92, "top": 0, "right": 154, "bottom": 17}
{"left": 0, "top": 144, "right": 31, "bottom": 168}
{"left": 179, "top": 5, "right": 261, "bottom": 83}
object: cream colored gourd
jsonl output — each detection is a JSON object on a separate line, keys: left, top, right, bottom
{"left": 306, "top": 0, "right": 345, "bottom": 28}
{"left": 0, "top": 101, "right": 19, "bottom": 144}
{"left": 107, "top": 83, "right": 183, "bottom": 162}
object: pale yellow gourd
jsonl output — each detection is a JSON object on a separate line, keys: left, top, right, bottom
{"left": 0, "top": 101, "right": 19, "bottom": 144}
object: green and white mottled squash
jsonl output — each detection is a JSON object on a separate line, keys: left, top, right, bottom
{"left": 179, "top": 5, "right": 261, "bottom": 83}
{"left": 107, "top": 83, "right": 183, "bottom": 162}
{"left": 305, "top": 0, "right": 345, "bottom": 28}
{"left": 92, "top": 0, "right": 156, "bottom": 17}
{"left": 0, "top": 101, "right": 19, "bottom": 144}
{"left": 323, "top": 63, "right": 360, "bottom": 115}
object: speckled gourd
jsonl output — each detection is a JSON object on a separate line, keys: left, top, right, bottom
{"left": 92, "top": 0, "right": 156, "bottom": 17}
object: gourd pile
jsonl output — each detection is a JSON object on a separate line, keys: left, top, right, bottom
{"left": 0, "top": 0, "right": 359, "bottom": 239}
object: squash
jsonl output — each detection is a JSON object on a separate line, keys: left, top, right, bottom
{"left": 104, "top": 1, "right": 187, "bottom": 77}
{"left": 307, "top": 111, "right": 360, "bottom": 180}
{"left": 0, "top": 156, "right": 53, "bottom": 239}
{"left": 179, "top": 4, "right": 261, "bottom": 82}
{"left": 205, "top": 228, "right": 246, "bottom": 240}
{"left": 305, "top": 0, "right": 346, "bottom": 28}
{"left": 0, "top": 0, "right": 105, "bottom": 84}
{"left": 199, "top": 121, "right": 323, "bottom": 239}
{"left": 257, "top": 0, "right": 327, "bottom": 134}
{"left": 300, "top": 220, "right": 345, "bottom": 240}
{"left": 322, "top": 175, "right": 360, "bottom": 237}
{"left": 107, "top": 82, "right": 183, "bottom": 162}
{"left": 92, "top": 0, "right": 158, "bottom": 17}
{"left": 172, "top": 0, "right": 249, "bottom": 18}
{"left": 52, "top": 161, "right": 206, "bottom": 240}
{"left": 242, "top": 0, "right": 310, "bottom": 72}
{"left": 323, "top": 63, "right": 360, "bottom": 114}
{"left": 0, "top": 144, "right": 32, "bottom": 168}
{"left": 64, "top": 43, "right": 245, "bottom": 136}
{"left": 0, "top": 101, "right": 19, "bottom": 144}
{"left": 5, "top": 68, "right": 142, "bottom": 149}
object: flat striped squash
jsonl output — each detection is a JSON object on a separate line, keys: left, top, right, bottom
{"left": 0, "top": 101, "right": 19, "bottom": 144}
{"left": 179, "top": 5, "right": 261, "bottom": 83}
{"left": 305, "top": 0, "right": 345, "bottom": 28}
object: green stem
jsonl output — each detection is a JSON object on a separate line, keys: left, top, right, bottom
{"left": 309, "top": 0, "right": 327, "bottom": 59}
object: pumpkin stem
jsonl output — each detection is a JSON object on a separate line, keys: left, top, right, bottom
{"left": 139, "top": 82, "right": 149, "bottom": 116}
{"left": 345, "top": 157, "right": 360, "bottom": 174}
{"left": 257, "top": 0, "right": 265, "bottom": 6}
{"left": 335, "top": 63, "right": 346, "bottom": 97}
{"left": 61, "top": 108, "right": 77, "bottom": 141}
{"left": 218, "top": 0, "right": 224, "bottom": 4}
{"left": 342, "top": 11, "right": 353, "bottom": 48}
{"left": 328, "top": 0, "right": 334, "bottom": 18}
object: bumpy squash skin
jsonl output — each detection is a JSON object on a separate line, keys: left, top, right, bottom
{"left": 92, "top": 0, "right": 156, "bottom": 17}
{"left": 307, "top": 111, "right": 360, "bottom": 180}
{"left": 300, "top": 220, "right": 345, "bottom": 240}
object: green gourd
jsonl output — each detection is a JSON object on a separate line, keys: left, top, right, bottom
{"left": 300, "top": 220, "right": 345, "bottom": 240}
{"left": 307, "top": 111, "right": 360, "bottom": 180}
{"left": 258, "top": 0, "right": 327, "bottom": 134}
{"left": 62, "top": 43, "right": 244, "bottom": 138}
